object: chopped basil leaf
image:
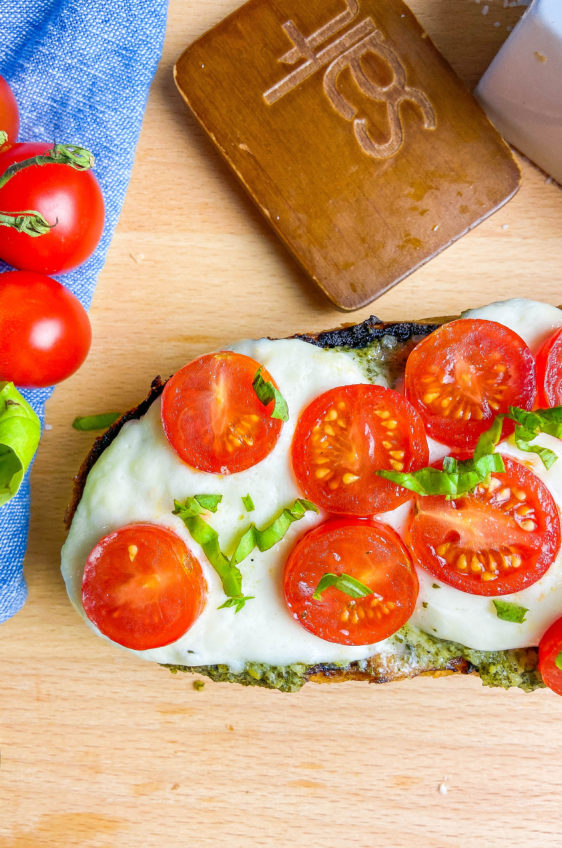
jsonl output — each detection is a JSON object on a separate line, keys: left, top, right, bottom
{"left": 174, "top": 496, "right": 317, "bottom": 610}
{"left": 72, "top": 412, "right": 122, "bottom": 431}
{"left": 422, "top": 601, "right": 428, "bottom": 609}
{"left": 217, "top": 595, "right": 255, "bottom": 613}
{"left": 555, "top": 652, "right": 562, "bottom": 672}
{"left": 507, "top": 406, "right": 562, "bottom": 469}
{"left": 242, "top": 494, "right": 255, "bottom": 512}
{"left": 230, "top": 498, "right": 318, "bottom": 566}
{"left": 313, "top": 572, "right": 372, "bottom": 601}
{"left": 0, "top": 382, "right": 41, "bottom": 507}
{"left": 173, "top": 499, "right": 242, "bottom": 599}
{"left": 174, "top": 494, "right": 222, "bottom": 517}
{"left": 377, "top": 416, "right": 505, "bottom": 498}
{"left": 252, "top": 368, "right": 289, "bottom": 422}
{"left": 432, "top": 583, "right": 441, "bottom": 589}
{"left": 193, "top": 494, "right": 222, "bottom": 513}
{"left": 492, "top": 599, "right": 528, "bottom": 623}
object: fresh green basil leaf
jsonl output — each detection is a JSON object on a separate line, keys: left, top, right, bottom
{"left": 194, "top": 494, "right": 222, "bottom": 513}
{"left": 514, "top": 434, "right": 558, "bottom": 469}
{"left": 473, "top": 414, "right": 504, "bottom": 462}
{"left": 0, "top": 382, "right": 41, "bottom": 507}
{"left": 313, "top": 572, "right": 372, "bottom": 601}
{"left": 72, "top": 412, "right": 122, "bottom": 431}
{"left": 173, "top": 500, "right": 241, "bottom": 598}
{"left": 492, "top": 599, "right": 528, "bottom": 623}
{"left": 174, "top": 496, "right": 317, "bottom": 610}
{"left": 230, "top": 498, "right": 318, "bottom": 566}
{"left": 555, "top": 651, "right": 562, "bottom": 672}
{"left": 508, "top": 405, "right": 562, "bottom": 438}
{"left": 507, "top": 406, "right": 562, "bottom": 468}
{"left": 377, "top": 416, "right": 505, "bottom": 499}
{"left": 217, "top": 595, "right": 255, "bottom": 613}
{"left": 174, "top": 494, "right": 222, "bottom": 519}
{"left": 252, "top": 368, "right": 289, "bottom": 422}
{"left": 242, "top": 494, "right": 255, "bottom": 512}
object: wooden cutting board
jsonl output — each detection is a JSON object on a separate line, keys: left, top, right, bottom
{"left": 175, "top": 0, "right": 520, "bottom": 310}
{"left": 2, "top": 2, "right": 562, "bottom": 847}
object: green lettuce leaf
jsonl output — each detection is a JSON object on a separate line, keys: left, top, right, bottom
{"left": 0, "top": 382, "right": 41, "bottom": 507}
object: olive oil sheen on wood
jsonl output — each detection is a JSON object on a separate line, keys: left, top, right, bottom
{"left": 174, "top": 0, "right": 520, "bottom": 310}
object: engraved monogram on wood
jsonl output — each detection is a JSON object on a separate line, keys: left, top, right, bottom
{"left": 263, "top": 0, "right": 436, "bottom": 159}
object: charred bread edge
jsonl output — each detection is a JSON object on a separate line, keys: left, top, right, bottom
{"left": 65, "top": 314, "right": 543, "bottom": 690}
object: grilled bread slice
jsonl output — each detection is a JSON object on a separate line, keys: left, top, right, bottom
{"left": 65, "top": 314, "right": 544, "bottom": 693}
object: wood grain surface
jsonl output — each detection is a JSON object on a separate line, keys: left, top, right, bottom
{"left": 1, "top": 1, "right": 562, "bottom": 846}
{"left": 175, "top": 0, "right": 520, "bottom": 310}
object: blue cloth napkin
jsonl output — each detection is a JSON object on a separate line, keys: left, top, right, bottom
{"left": 0, "top": 0, "right": 168, "bottom": 623}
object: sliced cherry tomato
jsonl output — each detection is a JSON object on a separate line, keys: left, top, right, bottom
{"left": 405, "top": 319, "right": 536, "bottom": 450}
{"left": 291, "top": 384, "right": 428, "bottom": 515}
{"left": 283, "top": 518, "right": 418, "bottom": 645}
{"left": 539, "top": 617, "right": 562, "bottom": 695}
{"left": 407, "top": 456, "right": 560, "bottom": 596}
{"left": 0, "top": 270, "right": 91, "bottom": 387}
{"left": 82, "top": 523, "right": 206, "bottom": 651}
{"left": 161, "top": 351, "right": 283, "bottom": 474}
{"left": 0, "top": 76, "right": 18, "bottom": 142}
{"left": 0, "top": 142, "right": 104, "bottom": 274}
{"left": 535, "top": 328, "right": 562, "bottom": 407}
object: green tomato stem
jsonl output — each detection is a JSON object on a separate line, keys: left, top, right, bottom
{"left": 0, "top": 143, "right": 95, "bottom": 190}
{"left": 0, "top": 209, "right": 55, "bottom": 236}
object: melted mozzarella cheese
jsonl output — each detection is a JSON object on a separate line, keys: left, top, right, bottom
{"left": 462, "top": 298, "right": 562, "bottom": 352}
{"left": 62, "top": 339, "right": 392, "bottom": 670}
{"left": 62, "top": 300, "right": 562, "bottom": 665}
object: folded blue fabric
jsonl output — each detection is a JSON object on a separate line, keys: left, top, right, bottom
{"left": 0, "top": 0, "right": 168, "bottom": 623}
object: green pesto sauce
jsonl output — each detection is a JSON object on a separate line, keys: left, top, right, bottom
{"left": 164, "top": 625, "right": 543, "bottom": 693}
{"left": 339, "top": 334, "right": 417, "bottom": 388}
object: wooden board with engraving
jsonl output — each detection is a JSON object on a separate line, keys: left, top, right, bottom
{"left": 175, "top": 0, "right": 520, "bottom": 310}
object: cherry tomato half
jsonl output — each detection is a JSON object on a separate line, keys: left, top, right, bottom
{"left": 405, "top": 319, "right": 536, "bottom": 450}
{"left": 283, "top": 518, "right": 418, "bottom": 645}
{"left": 0, "top": 142, "right": 104, "bottom": 274}
{"left": 82, "top": 523, "right": 207, "bottom": 651}
{"left": 161, "top": 351, "right": 283, "bottom": 474}
{"left": 407, "top": 456, "right": 560, "bottom": 596}
{"left": 0, "top": 271, "right": 91, "bottom": 388}
{"left": 291, "top": 384, "right": 429, "bottom": 515}
{"left": 535, "top": 328, "right": 562, "bottom": 407}
{"left": 0, "top": 76, "right": 18, "bottom": 142}
{"left": 539, "top": 617, "right": 562, "bottom": 695}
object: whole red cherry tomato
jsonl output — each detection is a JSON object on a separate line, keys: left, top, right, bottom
{"left": 0, "top": 142, "right": 104, "bottom": 274}
{"left": 0, "top": 270, "right": 91, "bottom": 388}
{"left": 0, "top": 76, "right": 19, "bottom": 142}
